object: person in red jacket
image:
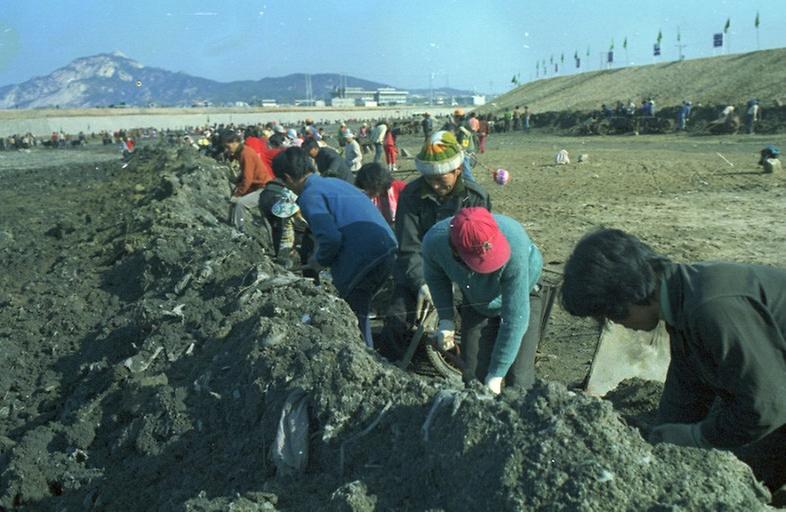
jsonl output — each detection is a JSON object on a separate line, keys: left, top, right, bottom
{"left": 354, "top": 163, "right": 407, "bottom": 227}
{"left": 222, "top": 129, "right": 274, "bottom": 232}
{"left": 244, "top": 127, "right": 283, "bottom": 170}
{"left": 383, "top": 123, "right": 398, "bottom": 172}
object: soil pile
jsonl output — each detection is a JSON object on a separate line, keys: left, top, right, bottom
{"left": 0, "top": 146, "right": 773, "bottom": 510}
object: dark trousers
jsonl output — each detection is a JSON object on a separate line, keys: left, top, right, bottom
{"left": 378, "top": 282, "right": 418, "bottom": 360}
{"left": 459, "top": 287, "right": 543, "bottom": 391}
{"left": 733, "top": 423, "right": 786, "bottom": 492}
{"left": 343, "top": 255, "right": 394, "bottom": 349}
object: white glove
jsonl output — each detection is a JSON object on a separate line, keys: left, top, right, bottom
{"left": 436, "top": 319, "right": 455, "bottom": 351}
{"left": 485, "top": 376, "right": 503, "bottom": 395}
{"left": 415, "top": 284, "right": 432, "bottom": 318}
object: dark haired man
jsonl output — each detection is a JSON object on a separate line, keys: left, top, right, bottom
{"left": 221, "top": 129, "right": 274, "bottom": 232}
{"left": 561, "top": 228, "right": 786, "bottom": 496}
{"left": 302, "top": 138, "right": 353, "bottom": 183}
{"left": 271, "top": 147, "right": 397, "bottom": 348}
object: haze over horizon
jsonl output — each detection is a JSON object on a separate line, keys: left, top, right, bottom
{"left": 1, "top": 0, "right": 783, "bottom": 93}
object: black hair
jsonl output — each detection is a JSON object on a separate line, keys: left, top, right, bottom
{"left": 272, "top": 147, "right": 311, "bottom": 181}
{"left": 219, "top": 129, "right": 241, "bottom": 144}
{"left": 355, "top": 163, "right": 392, "bottom": 197}
{"left": 269, "top": 133, "right": 286, "bottom": 148}
{"left": 301, "top": 138, "right": 320, "bottom": 153}
{"left": 560, "top": 228, "right": 671, "bottom": 322}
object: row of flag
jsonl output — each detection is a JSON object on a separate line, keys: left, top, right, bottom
{"left": 534, "top": 12, "right": 763, "bottom": 77}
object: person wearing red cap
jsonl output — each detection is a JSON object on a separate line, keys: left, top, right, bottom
{"left": 422, "top": 207, "right": 544, "bottom": 394}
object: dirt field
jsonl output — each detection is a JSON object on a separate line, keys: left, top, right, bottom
{"left": 0, "top": 131, "right": 783, "bottom": 510}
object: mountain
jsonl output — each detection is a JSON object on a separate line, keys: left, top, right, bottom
{"left": 483, "top": 47, "right": 786, "bottom": 113}
{"left": 0, "top": 52, "right": 404, "bottom": 109}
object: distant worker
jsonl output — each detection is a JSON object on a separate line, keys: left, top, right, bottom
{"left": 222, "top": 129, "right": 274, "bottom": 232}
{"left": 302, "top": 138, "right": 354, "bottom": 183}
{"left": 421, "top": 112, "right": 433, "bottom": 140}
{"left": 272, "top": 147, "right": 397, "bottom": 348}
{"left": 355, "top": 162, "right": 407, "bottom": 226}
{"left": 422, "top": 207, "right": 544, "bottom": 394}
{"left": 370, "top": 121, "right": 388, "bottom": 164}
{"left": 677, "top": 100, "right": 692, "bottom": 131}
{"left": 343, "top": 130, "right": 363, "bottom": 172}
{"left": 523, "top": 106, "right": 532, "bottom": 131}
{"left": 560, "top": 228, "right": 786, "bottom": 497}
{"left": 383, "top": 122, "right": 399, "bottom": 172}
{"left": 746, "top": 99, "right": 762, "bottom": 134}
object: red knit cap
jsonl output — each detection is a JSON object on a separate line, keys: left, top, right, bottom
{"left": 449, "top": 208, "right": 511, "bottom": 273}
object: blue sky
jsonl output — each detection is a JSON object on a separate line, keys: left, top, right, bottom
{"left": 0, "top": 0, "right": 782, "bottom": 92}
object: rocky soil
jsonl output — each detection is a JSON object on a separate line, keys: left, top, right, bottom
{"left": 1, "top": 133, "right": 782, "bottom": 511}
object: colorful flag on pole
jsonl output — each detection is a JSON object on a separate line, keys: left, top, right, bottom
{"left": 607, "top": 51, "right": 614, "bottom": 63}
{"left": 713, "top": 33, "right": 723, "bottom": 47}
{"left": 657, "top": 30, "right": 663, "bottom": 44}
{"left": 560, "top": 53, "right": 564, "bottom": 64}
{"left": 609, "top": 39, "right": 614, "bottom": 51}
{"left": 677, "top": 28, "right": 681, "bottom": 42}
{"left": 653, "top": 43, "right": 661, "bottom": 56}
{"left": 724, "top": 18, "right": 731, "bottom": 34}
{"left": 755, "top": 12, "right": 760, "bottom": 28}
{"left": 623, "top": 37, "right": 628, "bottom": 50}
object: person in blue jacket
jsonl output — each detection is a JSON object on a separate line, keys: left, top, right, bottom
{"left": 422, "top": 207, "right": 544, "bottom": 394}
{"left": 272, "top": 147, "right": 397, "bottom": 348}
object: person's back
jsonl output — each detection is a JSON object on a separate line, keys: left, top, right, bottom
{"left": 315, "top": 146, "right": 353, "bottom": 182}
{"left": 298, "top": 174, "right": 396, "bottom": 296}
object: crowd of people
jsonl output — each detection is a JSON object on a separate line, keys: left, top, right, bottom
{"left": 207, "top": 111, "right": 786, "bottom": 499}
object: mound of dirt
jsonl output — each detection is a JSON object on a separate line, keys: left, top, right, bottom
{"left": 0, "top": 146, "right": 773, "bottom": 510}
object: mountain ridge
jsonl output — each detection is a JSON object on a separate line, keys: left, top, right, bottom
{"left": 0, "top": 53, "right": 475, "bottom": 109}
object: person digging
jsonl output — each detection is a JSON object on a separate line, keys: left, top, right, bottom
{"left": 422, "top": 207, "right": 544, "bottom": 394}
{"left": 560, "top": 228, "right": 786, "bottom": 503}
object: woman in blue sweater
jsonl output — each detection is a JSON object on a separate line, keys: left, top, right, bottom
{"left": 422, "top": 207, "right": 543, "bottom": 394}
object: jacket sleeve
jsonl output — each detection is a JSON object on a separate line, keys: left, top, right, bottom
{"left": 657, "top": 346, "right": 715, "bottom": 425}
{"left": 422, "top": 234, "right": 454, "bottom": 322}
{"left": 299, "top": 194, "right": 342, "bottom": 266}
{"left": 394, "top": 191, "right": 426, "bottom": 292}
{"left": 234, "top": 153, "right": 254, "bottom": 196}
{"left": 692, "top": 297, "right": 786, "bottom": 448}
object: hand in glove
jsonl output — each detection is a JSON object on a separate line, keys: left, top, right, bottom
{"left": 415, "top": 284, "right": 432, "bottom": 319}
{"left": 435, "top": 319, "right": 455, "bottom": 351}
{"left": 484, "top": 376, "right": 503, "bottom": 395}
{"left": 649, "top": 422, "right": 710, "bottom": 449}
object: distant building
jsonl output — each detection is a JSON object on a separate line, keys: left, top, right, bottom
{"left": 331, "top": 86, "right": 409, "bottom": 106}
{"left": 260, "top": 99, "right": 277, "bottom": 107}
{"left": 330, "top": 97, "right": 357, "bottom": 108}
{"left": 375, "top": 87, "right": 409, "bottom": 105}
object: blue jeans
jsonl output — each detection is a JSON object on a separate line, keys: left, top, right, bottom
{"left": 462, "top": 155, "right": 476, "bottom": 183}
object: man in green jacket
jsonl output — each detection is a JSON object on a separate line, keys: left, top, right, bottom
{"left": 422, "top": 207, "right": 544, "bottom": 393}
{"left": 560, "top": 228, "right": 786, "bottom": 496}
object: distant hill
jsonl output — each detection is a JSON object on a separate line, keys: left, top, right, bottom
{"left": 484, "top": 48, "right": 786, "bottom": 113}
{"left": 0, "top": 52, "right": 428, "bottom": 109}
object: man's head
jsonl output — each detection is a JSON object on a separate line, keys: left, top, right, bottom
{"left": 355, "top": 163, "right": 392, "bottom": 198}
{"left": 272, "top": 147, "right": 313, "bottom": 195}
{"left": 415, "top": 131, "right": 464, "bottom": 197}
{"left": 220, "top": 129, "right": 242, "bottom": 154}
{"left": 560, "top": 228, "right": 671, "bottom": 330}
{"left": 301, "top": 138, "right": 321, "bottom": 159}
{"left": 448, "top": 208, "right": 510, "bottom": 274}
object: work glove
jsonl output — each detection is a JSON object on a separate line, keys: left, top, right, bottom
{"left": 415, "top": 284, "right": 432, "bottom": 319}
{"left": 435, "top": 319, "right": 455, "bottom": 351}
{"left": 649, "top": 422, "right": 710, "bottom": 449}
{"left": 484, "top": 376, "right": 503, "bottom": 395}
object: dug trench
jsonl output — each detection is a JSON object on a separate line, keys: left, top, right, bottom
{"left": 0, "top": 145, "right": 774, "bottom": 511}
